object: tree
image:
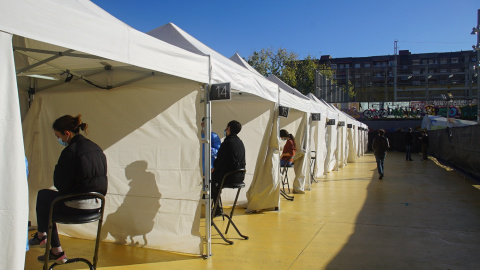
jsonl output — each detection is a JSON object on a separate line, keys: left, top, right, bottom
{"left": 294, "top": 55, "right": 318, "bottom": 94}
{"left": 247, "top": 47, "right": 298, "bottom": 80}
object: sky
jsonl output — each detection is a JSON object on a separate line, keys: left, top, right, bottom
{"left": 90, "top": 0, "right": 479, "bottom": 60}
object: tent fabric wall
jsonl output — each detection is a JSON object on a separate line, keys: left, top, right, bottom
{"left": 246, "top": 106, "right": 281, "bottom": 212}
{"left": 0, "top": 31, "right": 29, "bottom": 270}
{"left": 22, "top": 77, "right": 205, "bottom": 254}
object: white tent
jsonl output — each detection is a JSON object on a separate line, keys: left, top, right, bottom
{"left": 306, "top": 93, "right": 329, "bottom": 179}
{"left": 421, "top": 115, "right": 476, "bottom": 130}
{"left": 147, "top": 24, "right": 280, "bottom": 211}
{"left": 319, "top": 100, "right": 339, "bottom": 173}
{"left": 267, "top": 75, "right": 312, "bottom": 194}
{"left": 1, "top": 0, "right": 215, "bottom": 265}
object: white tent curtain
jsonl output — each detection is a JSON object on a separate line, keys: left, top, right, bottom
{"left": 0, "top": 31, "right": 29, "bottom": 270}
{"left": 292, "top": 112, "right": 311, "bottom": 193}
{"left": 306, "top": 93, "right": 328, "bottom": 179}
{"left": 246, "top": 105, "right": 281, "bottom": 212}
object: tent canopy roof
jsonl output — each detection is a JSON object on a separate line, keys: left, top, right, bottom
{"left": 147, "top": 23, "right": 278, "bottom": 102}
{"left": 1, "top": 0, "right": 209, "bottom": 84}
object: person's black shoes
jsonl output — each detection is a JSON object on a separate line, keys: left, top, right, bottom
{"left": 379, "top": 174, "right": 384, "bottom": 180}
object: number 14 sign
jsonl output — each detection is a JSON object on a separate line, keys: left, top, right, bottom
{"left": 209, "top": 83, "right": 231, "bottom": 101}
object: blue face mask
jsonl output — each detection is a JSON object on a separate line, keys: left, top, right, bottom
{"left": 57, "top": 137, "right": 68, "bottom": 147}
{"left": 223, "top": 130, "right": 227, "bottom": 137}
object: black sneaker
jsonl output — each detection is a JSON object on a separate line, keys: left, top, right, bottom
{"left": 38, "top": 250, "right": 67, "bottom": 264}
{"left": 28, "top": 232, "right": 46, "bottom": 248}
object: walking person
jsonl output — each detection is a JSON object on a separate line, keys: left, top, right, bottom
{"left": 405, "top": 128, "right": 414, "bottom": 161}
{"left": 420, "top": 130, "right": 429, "bottom": 161}
{"left": 372, "top": 129, "right": 390, "bottom": 179}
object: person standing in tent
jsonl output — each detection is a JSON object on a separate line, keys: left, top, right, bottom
{"left": 372, "top": 129, "right": 390, "bottom": 179}
{"left": 280, "top": 129, "right": 296, "bottom": 167}
{"left": 211, "top": 120, "right": 246, "bottom": 216}
{"left": 201, "top": 117, "right": 221, "bottom": 174}
{"left": 28, "top": 114, "right": 107, "bottom": 264}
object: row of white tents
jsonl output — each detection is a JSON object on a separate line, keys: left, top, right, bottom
{"left": 0, "top": 1, "right": 368, "bottom": 268}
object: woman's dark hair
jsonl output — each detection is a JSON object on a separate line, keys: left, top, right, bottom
{"left": 227, "top": 120, "right": 242, "bottom": 134}
{"left": 53, "top": 114, "right": 88, "bottom": 135}
{"left": 378, "top": 129, "right": 385, "bottom": 136}
{"left": 280, "top": 129, "right": 296, "bottom": 149}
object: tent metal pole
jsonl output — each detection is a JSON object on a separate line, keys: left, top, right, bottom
{"left": 205, "top": 55, "right": 212, "bottom": 258}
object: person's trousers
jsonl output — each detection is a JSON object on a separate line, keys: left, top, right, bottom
{"left": 375, "top": 154, "right": 386, "bottom": 176}
{"left": 405, "top": 145, "right": 412, "bottom": 160}
{"left": 421, "top": 144, "right": 428, "bottom": 160}
{"left": 36, "top": 189, "right": 98, "bottom": 248}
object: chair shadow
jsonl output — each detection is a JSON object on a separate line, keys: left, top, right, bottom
{"left": 101, "top": 160, "right": 161, "bottom": 247}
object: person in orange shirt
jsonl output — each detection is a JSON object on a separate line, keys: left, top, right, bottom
{"left": 280, "top": 129, "right": 296, "bottom": 167}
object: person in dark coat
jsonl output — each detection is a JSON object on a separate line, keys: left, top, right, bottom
{"left": 405, "top": 128, "right": 414, "bottom": 161}
{"left": 372, "top": 129, "right": 390, "bottom": 179}
{"left": 28, "top": 114, "right": 107, "bottom": 264}
{"left": 420, "top": 130, "right": 429, "bottom": 161}
{"left": 211, "top": 120, "right": 246, "bottom": 216}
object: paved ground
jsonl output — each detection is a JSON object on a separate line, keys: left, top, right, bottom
{"left": 25, "top": 152, "right": 480, "bottom": 269}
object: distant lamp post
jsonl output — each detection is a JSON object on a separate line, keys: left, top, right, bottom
{"left": 441, "top": 92, "right": 454, "bottom": 127}
{"left": 471, "top": 9, "right": 480, "bottom": 123}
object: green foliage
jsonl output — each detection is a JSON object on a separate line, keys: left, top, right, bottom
{"left": 247, "top": 48, "right": 360, "bottom": 98}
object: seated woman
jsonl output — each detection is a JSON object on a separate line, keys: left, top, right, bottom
{"left": 280, "top": 129, "right": 296, "bottom": 167}
{"left": 28, "top": 114, "right": 108, "bottom": 264}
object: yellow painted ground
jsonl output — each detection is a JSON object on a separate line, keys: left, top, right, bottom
{"left": 25, "top": 152, "right": 480, "bottom": 269}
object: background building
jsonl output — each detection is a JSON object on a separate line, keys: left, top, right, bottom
{"left": 316, "top": 50, "right": 478, "bottom": 102}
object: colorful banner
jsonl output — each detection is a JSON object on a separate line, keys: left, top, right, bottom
{"left": 333, "top": 100, "right": 478, "bottom": 120}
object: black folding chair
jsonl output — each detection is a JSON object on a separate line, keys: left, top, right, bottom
{"left": 43, "top": 192, "right": 105, "bottom": 270}
{"left": 280, "top": 162, "right": 294, "bottom": 201}
{"left": 211, "top": 169, "right": 249, "bottom": 245}
{"left": 310, "top": 150, "right": 318, "bottom": 183}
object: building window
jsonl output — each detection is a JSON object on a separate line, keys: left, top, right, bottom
{"left": 339, "top": 64, "right": 344, "bottom": 69}
{"left": 364, "top": 73, "right": 371, "bottom": 77}
{"left": 440, "top": 69, "right": 447, "bottom": 73}
{"left": 413, "top": 81, "right": 421, "bottom": 85}
{"left": 345, "top": 64, "right": 350, "bottom": 68}
{"left": 355, "top": 63, "right": 361, "bottom": 68}
{"left": 440, "top": 58, "right": 447, "bottom": 64}
{"left": 364, "top": 63, "right": 371, "bottom": 68}
{"left": 412, "top": 60, "right": 420, "bottom": 65}
{"left": 412, "top": 70, "right": 421, "bottom": 75}
{"left": 331, "top": 64, "right": 337, "bottom": 69}
{"left": 355, "top": 74, "right": 361, "bottom": 79}
{"left": 451, "top": 68, "right": 459, "bottom": 73}
{"left": 451, "top": 58, "right": 459, "bottom": 64}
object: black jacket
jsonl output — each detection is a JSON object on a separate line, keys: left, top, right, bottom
{"left": 54, "top": 134, "right": 108, "bottom": 196}
{"left": 405, "top": 132, "right": 414, "bottom": 146}
{"left": 372, "top": 135, "right": 390, "bottom": 156}
{"left": 212, "top": 134, "right": 246, "bottom": 185}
